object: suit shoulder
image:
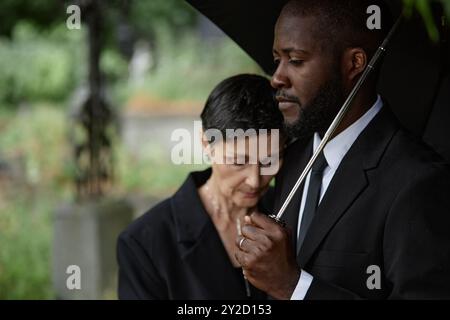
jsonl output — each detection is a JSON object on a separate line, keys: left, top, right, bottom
{"left": 387, "top": 128, "right": 450, "bottom": 179}
{"left": 119, "top": 197, "right": 175, "bottom": 247}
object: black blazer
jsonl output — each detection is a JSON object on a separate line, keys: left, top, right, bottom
{"left": 274, "top": 104, "right": 450, "bottom": 299}
{"left": 117, "top": 168, "right": 268, "bottom": 300}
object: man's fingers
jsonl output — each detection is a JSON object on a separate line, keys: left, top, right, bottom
{"left": 235, "top": 250, "right": 248, "bottom": 268}
{"left": 236, "top": 235, "right": 266, "bottom": 254}
{"left": 246, "top": 212, "right": 287, "bottom": 242}
{"left": 247, "top": 212, "right": 280, "bottom": 231}
{"left": 241, "top": 224, "right": 267, "bottom": 241}
{"left": 235, "top": 245, "right": 260, "bottom": 270}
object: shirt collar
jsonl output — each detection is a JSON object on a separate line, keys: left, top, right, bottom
{"left": 313, "top": 95, "right": 383, "bottom": 171}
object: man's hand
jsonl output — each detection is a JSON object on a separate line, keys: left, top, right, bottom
{"left": 235, "top": 212, "right": 300, "bottom": 300}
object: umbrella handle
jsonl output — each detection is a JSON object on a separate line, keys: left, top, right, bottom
{"left": 268, "top": 214, "right": 286, "bottom": 228}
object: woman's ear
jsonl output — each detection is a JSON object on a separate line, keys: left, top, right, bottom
{"left": 342, "top": 47, "right": 367, "bottom": 84}
{"left": 200, "top": 129, "right": 211, "bottom": 156}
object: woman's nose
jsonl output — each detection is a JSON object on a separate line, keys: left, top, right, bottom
{"left": 245, "top": 165, "right": 260, "bottom": 189}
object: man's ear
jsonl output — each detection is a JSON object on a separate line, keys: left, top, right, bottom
{"left": 342, "top": 47, "right": 367, "bottom": 83}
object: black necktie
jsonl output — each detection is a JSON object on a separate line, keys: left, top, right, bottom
{"left": 297, "top": 151, "right": 328, "bottom": 254}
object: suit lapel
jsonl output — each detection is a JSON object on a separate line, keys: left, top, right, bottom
{"left": 296, "top": 150, "right": 368, "bottom": 266}
{"left": 296, "top": 106, "right": 399, "bottom": 267}
{"left": 275, "top": 138, "right": 313, "bottom": 251}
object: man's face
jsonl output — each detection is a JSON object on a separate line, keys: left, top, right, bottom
{"left": 271, "top": 14, "right": 345, "bottom": 139}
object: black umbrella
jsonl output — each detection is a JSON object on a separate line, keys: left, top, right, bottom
{"left": 186, "top": 0, "right": 450, "bottom": 158}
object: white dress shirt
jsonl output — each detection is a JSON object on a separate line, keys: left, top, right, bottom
{"left": 291, "top": 95, "right": 383, "bottom": 300}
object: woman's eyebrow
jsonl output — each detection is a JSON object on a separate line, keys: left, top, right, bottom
{"left": 260, "top": 152, "right": 283, "bottom": 161}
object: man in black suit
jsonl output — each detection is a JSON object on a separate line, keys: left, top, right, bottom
{"left": 235, "top": 0, "right": 450, "bottom": 299}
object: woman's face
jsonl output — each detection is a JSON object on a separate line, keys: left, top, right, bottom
{"left": 206, "top": 133, "right": 284, "bottom": 208}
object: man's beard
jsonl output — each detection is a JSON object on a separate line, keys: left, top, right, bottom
{"left": 282, "top": 74, "right": 345, "bottom": 141}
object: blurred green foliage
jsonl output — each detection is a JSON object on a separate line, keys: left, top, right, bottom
{"left": 126, "top": 0, "right": 197, "bottom": 37}
{"left": 0, "top": 195, "right": 55, "bottom": 299}
{"left": 403, "top": 0, "right": 450, "bottom": 42}
{"left": 155, "top": 33, "right": 261, "bottom": 101}
{"left": 0, "top": 0, "right": 63, "bottom": 37}
{"left": 115, "top": 143, "right": 206, "bottom": 197}
{"left": 0, "top": 106, "right": 69, "bottom": 299}
{"left": 113, "top": 30, "right": 261, "bottom": 105}
{"left": 0, "top": 0, "right": 196, "bottom": 40}
{"left": 0, "top": 0, "right": 197, "bottom": 110}
{"left": 0, "top": 22, "right": 85, "bottom": 107}
{"left": 0, "top": 106, "right": 202, "bottom": 299}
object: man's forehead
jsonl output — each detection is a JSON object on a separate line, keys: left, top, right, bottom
{"left": 274, "top": 14, "right": 318, "bottom": 51}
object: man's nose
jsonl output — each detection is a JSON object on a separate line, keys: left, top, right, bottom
{"left": 271, "top": 63, "right": 290, "bottom": 89}
{"left": 245, "top": 165, "right": 261, "bottom": 189}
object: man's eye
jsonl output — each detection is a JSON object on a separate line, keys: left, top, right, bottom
{"left": 289, "top": 59, "right": 303, "bottom": 66}
{"left": 273, "top": 58, "right": 280, "bottom": 65}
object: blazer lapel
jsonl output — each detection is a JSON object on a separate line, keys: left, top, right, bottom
{"left": 181, "top": 224, "right": 247, "bottom": 298}
{"left": 171, "top": 169, "right": 250, "bottom": 298}
{"left": 297, "top": 106, "right": 399, "bottom": 267}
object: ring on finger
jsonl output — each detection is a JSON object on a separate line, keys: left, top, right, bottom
{"left": 239, "top": 237, "right": 246, "bottom": 249}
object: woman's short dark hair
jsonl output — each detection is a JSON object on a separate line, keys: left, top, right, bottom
{"left": 200, "top": 74, "right": 285, "bottom": 140}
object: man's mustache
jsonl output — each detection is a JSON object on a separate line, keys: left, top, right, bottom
{"left": 275, "top": 91, "right": 301, "bottom": 104}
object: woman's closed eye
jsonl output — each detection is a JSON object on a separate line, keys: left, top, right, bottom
{"left": 259, "top": 161, "right": 273, "bottom": 168}
{"left": 225, "top": 156, "right": 246, "bottom": 166}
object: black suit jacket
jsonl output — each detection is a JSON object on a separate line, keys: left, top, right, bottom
{"left": 274, "top": 105, "right": 450, "bottom": 299}
{"left": 117, "top": 168, "right": 268, "bottom": 300}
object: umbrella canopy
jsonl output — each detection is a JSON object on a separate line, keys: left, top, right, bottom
{"left": 186, "top": 0, "right": 450, "bottom": 161}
